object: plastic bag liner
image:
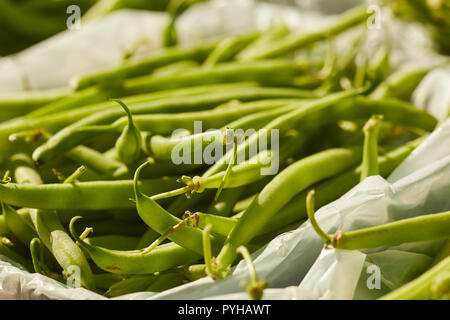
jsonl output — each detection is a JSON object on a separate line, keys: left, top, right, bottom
{"left": 1, "top": 1, "right": 450, "bottom": 300}
{"left": 0, "top": 10, "right": 168, "bottom": 92}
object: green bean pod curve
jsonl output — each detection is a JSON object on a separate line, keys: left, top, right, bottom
{"left": 70, "top": 216, "right": 201, "bottom": 275}
{"left": 134, "top": 162, "right": 224, "bottom": 256}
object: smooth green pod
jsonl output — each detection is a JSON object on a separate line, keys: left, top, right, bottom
{"left": 30, "top": 209, "right": 96, "bottom": 290}
{"left": 113, "top": 100, "right": 142, "bottom": 165}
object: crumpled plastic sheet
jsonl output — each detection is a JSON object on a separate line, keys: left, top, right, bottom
{"left": 1, "top": 0, "right": 449, "bottom": 300}
{"left": 0, "top": 10, "right": 168, "bottom": 92}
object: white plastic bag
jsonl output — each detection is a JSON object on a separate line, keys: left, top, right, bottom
{"left": 0, "top": 10, "right": 168, "bottom": 92}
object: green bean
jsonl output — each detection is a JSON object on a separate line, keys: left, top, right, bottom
{"left": 232, "top": 195, "right": 256, "bottom": 214}
{"left": 0, "top": 177, "right": 179, "bottom": 210}
{"left": 31, "top": 87, "right": 314, "bottom": 164}
{"left": 153, "top": 60, "right": 200, "bottom": 76}
{"left": 151, "top": 150, "right": 275, "bottom": 201}
{"left": 0, "top": 235, "right": 32, "bottom": 270}
{"left": 433, "top": 240, "right": 450, "bottom": 267}
{"left": 85, "top": 235, "right": 140, "bottom": 251}
{"left": 236, "top": 245, "right": 267, "bottom": 300}
{"left": 135, "top": 228, "right": 161, "bottom": 249}
{"left": 65, "top": 145, "right": 127, "bottom": 177}
{"left": 27, "top": 87, "right": 113, "bottom": 120}
{"left": 0, "top": 214, "right": 9, "bottom": 235}
{"left": 112, "top": 100, "right": 142, "bottom": 165}
{"left": 379, "top": 256, "right": 450, "bottom": 300}
{"left": 30, "top": 209, "right": 96, "bottom": 289}
{"left": 370, "top": 66, "right": 434, "bottom": 100}
{"left": 56, "top": 209, "right": 112, "bottom": 224}
{"left": 2, "top": 203, "right": 37, "bottom": 247}
{"left": 8, "top": 153, "right": 43, "bottom": 185}
{"left": 360, "top": 116, "right": 380, "bottom": 181}
{"left": 145, "top": 271, "right": 186, "bottom": 293}
{"left": 93, "top": 273, "right": 124, "bottom": 291}
{"left": 134, "top": 162, "right": 224, "bottom": 255}
{"left": 333, "top": 97, "right": 438, "bottom": 131}
{"left": 122, "top": 60, "right": 313, "bottom": 95}
{"left": 224, "top": 106, "right": 296, "bottom": 131}
{"left": 104, "top": 275, "right": 157, "bottom": 298}
{"left": 30, "top": 237, "right": 46, "bottom": 275}
{"left": 196, "top": 213, "right": 238, "bottom": 237}
{"left": 237, "top": 24, "right": 290, "bottom": 61}
{"left": 316, "top": 211, "right": 450, "bottom": 250}
{"left": 207, "top": 187, "right": 246, "bottom": 217}
{"left": 0, "top": 87, "right": 70, "bottom": 119}
{"left": 148, "top": 128, "right": 230, "bottom": 162}
{"left": 3, "top": 154, "right": 39, "bottom": 246}
{"left": 243, "top": 5, "right": 370, "bottom": 60}
{"left": 73, "top": 40, "right": 218, "bottom": 90}
{"left": 70, "top": 216, "right": 201, "bottom": 275}
{"left": 202, "top": 224, "right": 215, "bottom": 278}
{"left": 215, "top": 147, "right": 364, "bottom": 272}
{"left": 181, "top": 264, "right": 207, "bottom": 282}
{"left": 203, "top": 33, "right": 260, "bottom": 66}
{"left": 0, "top": 0, "right": 65, "bottom": 39}
{"left": 1, "top": 83, "right": 261, "bottom": 151}
{"left": 366, "top": 47, "right": 390, "bottom": 86}
{"left": 163, "top": 18, "right": 178, "bottom": 48}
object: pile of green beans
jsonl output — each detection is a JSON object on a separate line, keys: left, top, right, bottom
{"left": 0, "top": 4, "right": 446, "bottom": 300}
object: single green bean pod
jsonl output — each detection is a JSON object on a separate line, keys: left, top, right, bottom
{"left": 360, "top": 116, "right": 380, "bottom": 181}
{"left": 113, "top": 100, "right": 142, "bottom": 165}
